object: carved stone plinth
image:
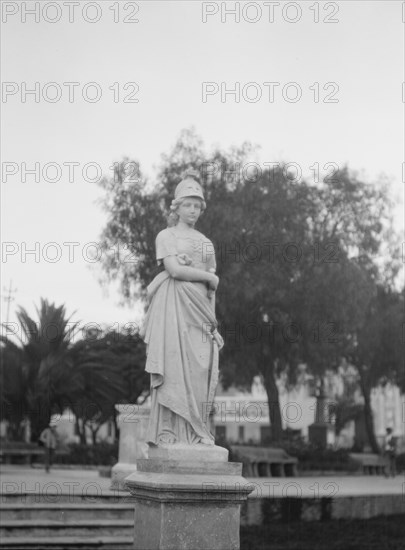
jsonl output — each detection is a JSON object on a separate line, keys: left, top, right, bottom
{"left": 308, "top": 423, "right": 335, "bottom": 448}
{"left": 125, "top": 445, "right": 254, "bottom": 550}
{"left": 110, "top": 403, "right": 150, "bottom": 491}
{"left": 308, "top": 388, "right": 335, "bottom": 449}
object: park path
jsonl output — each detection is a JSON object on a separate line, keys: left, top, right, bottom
{"left": 1, "top": 465, "right": 402, "bottom": 501}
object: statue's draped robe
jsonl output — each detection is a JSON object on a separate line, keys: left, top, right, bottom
{"left": 140, "top": 228, "right": 219, "bottom": 445}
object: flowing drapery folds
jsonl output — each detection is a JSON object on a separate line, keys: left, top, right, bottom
{"left": 140, "top": 271, "right": 219, "bottom": 445}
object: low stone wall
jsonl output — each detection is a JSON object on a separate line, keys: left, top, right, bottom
{"left": 241, "top": 494, "right": 405, "bottom": 524}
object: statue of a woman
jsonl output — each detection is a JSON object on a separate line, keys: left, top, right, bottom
{"left": 140, "top": 170, "right": 223, "bottom": 447}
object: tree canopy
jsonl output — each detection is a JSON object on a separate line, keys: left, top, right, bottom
{"left": 0, "top": 298, "right": 148, "bottom": 442}
{"left": 96, "top": 129, "right": 402, "bottom": 445}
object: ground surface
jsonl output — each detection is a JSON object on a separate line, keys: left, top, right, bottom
{"left": 1, "top": 465, "right": 402, "bottom": 498}
{"left": 1, "top": 466, "right": 403, "bottom": 550}
{"left": 241, "top": 516, "right": 405, "bottom": 550}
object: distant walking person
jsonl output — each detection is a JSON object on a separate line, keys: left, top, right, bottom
{"left": 39, "top": 424, "right": 58, "bottom": 473}
{"left": 384, "top": 427, "right": 397, "bottom": 478}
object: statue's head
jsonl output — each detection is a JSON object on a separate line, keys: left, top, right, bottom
{"left": 168, "top": 169, "right": 206, "bottom": 226}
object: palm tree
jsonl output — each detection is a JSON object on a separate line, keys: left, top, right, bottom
{"left": 0, "top": 337, "right": 26, "bottom": 440}
{"left": 10, "top": 299, "right": 79, "bottom": 440}
{"left": 1, "top": 298, "right": 148, "bottom": 443}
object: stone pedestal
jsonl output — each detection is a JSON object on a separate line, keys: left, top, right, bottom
{"left": 308, "top": 423, "right": 335, "bottom": 448}
{"left": 125, "top": 444, "right": 254, "bottom": 550}
{"left": 110, "top": 403, "right": 150, "bottom": 491}
{"left": 308, "top": 387, "right": 335, "bottom": 448}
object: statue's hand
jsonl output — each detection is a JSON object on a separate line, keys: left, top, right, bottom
{"left": 177, "top": 253, "right": 193, "bottom": 266}
{"left": 208, "top": 273, "right": 219, "bottom": 291}
{"left": 212, "top": 329, "right": 224, "bottom": 350}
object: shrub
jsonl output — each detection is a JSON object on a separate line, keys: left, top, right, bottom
{"left": 396, "top": 452, "right": 405, "bottom": 473}
{"left": 55, "top": 441, "right": 118, "bottom": 466}
{"left": 277, "top": 440, "right": 358, "bottom": 472}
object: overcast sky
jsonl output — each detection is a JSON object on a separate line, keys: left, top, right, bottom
{"left": 1, "top": 1, "right": 403, "bottom": 342}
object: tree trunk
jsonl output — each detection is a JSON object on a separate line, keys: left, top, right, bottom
{"left": 9, "top": 421, "right": 25, "bottom": 442}
{"left": 75, "top": 417, "right": 87, "bottom": 445}
{"left": 260, "top": 363, "right": 283, "bottom": 443}
{"left": 362, "top": 391, "right": 380, "bottom": 453}
{"left": 358, "top": 367, "right": 380, "bottom": 454}
{"left": 29, "top": 398, "right": 51, "bottom": 442}
{"left": 90, "top": 424, "right": 101, "bottom": 446}
{"left": 112, "top": 408, "right": 119, "bottom": 444}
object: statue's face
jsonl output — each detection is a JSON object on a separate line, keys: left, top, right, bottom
{"left": 177, "top": 197, "right": 202, "bottom": 226}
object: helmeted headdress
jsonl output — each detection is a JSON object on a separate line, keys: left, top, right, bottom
{"left": 167, "top": 169, "right": 206, "bottom": 227}
{"left": 174, "top": 169, "right": 205, "bottom": 202}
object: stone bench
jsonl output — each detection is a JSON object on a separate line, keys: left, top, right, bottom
{"left": 349, "top": 452, "right": 388, "bottom": 475}
{"left": 230, "top": 446, "right": 298, "bottom": 477}
{"left": 0, "top": 448, "right": 44, "bottom": 465}
{"left": 0, "top": 448, "right": 67, "bottom": 465}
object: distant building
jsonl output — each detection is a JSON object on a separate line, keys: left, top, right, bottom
{"left": 3, "top": 365, "right": 403, "bottom": 453}
{"left": 213, "top": 368, "right": 405, "bottom": 453}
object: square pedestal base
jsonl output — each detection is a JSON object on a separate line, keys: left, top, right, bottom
{"left": 110, "top": 462, "right": 138, "bottom": 491}
{"left": 125, "top": 452, "right": 253, "bottom": 550}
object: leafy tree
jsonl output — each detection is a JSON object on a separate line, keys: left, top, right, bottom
{"left": 307, "top": 169, "right": 402, "bottom": 452}
{"left": 96, "top": 156, "right": 166, "bottom": 305}
{"left": 66, "top": 328, "right": 148, "bottom": 444}
{"left": 0, "top": 337, "right": 26, "bottom": 440}
{"left": 202, "top": 165, "right": 375, "bottom": 440}
{"left": 0, "top": 299, "right": 148, "bottom": 442}
{"left": 96, "top": 129, "right": 396, "bottom": 443}
{"left": 346, "top": 285, "right": 404, "bottom": 452}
